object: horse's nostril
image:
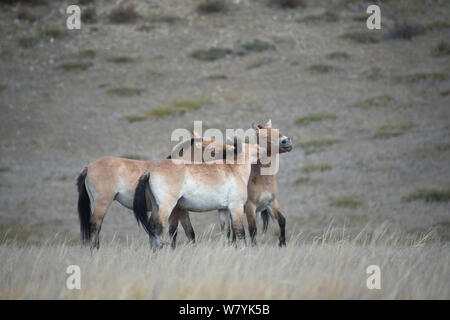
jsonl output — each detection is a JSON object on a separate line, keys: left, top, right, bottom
{"left": 281, "top": 140, "right": 286, "bottom": 144}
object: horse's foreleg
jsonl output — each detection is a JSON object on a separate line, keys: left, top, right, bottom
{"left": 149, "top": 204, "right": 174, "bottom": 251}
{"left": 245, "top": 202, "right": 257, "bottom": 246}
{"left": 168, "top": 207, "right": 181, "bottom": 250}
{"left": 229, "top": 203, "right": 246, "bottom": 247}
{"left": 272, "top": 199, "right": 286, "bottom": 247}
{"left": 218, "top": 210, "right": 231, "bottom": 241}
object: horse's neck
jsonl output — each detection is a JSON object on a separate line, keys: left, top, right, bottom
{"left": 251, "top": 163, "right": 276, "bottom": 181}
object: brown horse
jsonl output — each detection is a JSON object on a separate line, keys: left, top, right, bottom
{"left": 170, "top": 120, "right": 293, "bottom": 247}
{"left": 133, "top": 121, "right": 292, "bottom": 249}
{"left": 76, "top": 136, "right": 233, "bottom": 249}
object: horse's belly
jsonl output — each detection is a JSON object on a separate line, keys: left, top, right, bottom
{"left": 115, "top": 192, "right": 133, "bottom": 210}
{"left": 180, "top": 183, "right": 229, "bottom": 212}
{"left": 255, "top": 190, "right": 273, "bottom": 211}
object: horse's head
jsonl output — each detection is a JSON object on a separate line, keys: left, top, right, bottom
{"left": 167, "top": 131, "right": 236, "bottom": 162}
{"left": 252, "top": 119, "right": 292, "bottom": 155}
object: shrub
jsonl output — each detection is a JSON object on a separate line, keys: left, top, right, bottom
{"left": 269, "top": 0, "right": 306, "bottom": 9}
{"left": 109, "top": 3, "right": 140, "bottom": 24}
{"left": 197, "top": 0, "right": 228, "bottom": 14}
{"left": 403, "top": 189, "right": 450, "bottom": 203}
{"left": 389, "top": 21, "right": 425, "bottom": 40}
{"left": 191, "top": 48, "right": 232, "bottom": 61}
{"left": 431, "top": 41, "right": 450, "bottom": 57}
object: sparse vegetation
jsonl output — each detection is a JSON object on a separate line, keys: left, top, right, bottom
{"left": 395, "top": 73, "right": 448, "bottom": 84}
{"left": 107, "top": 56, "right": 136, "bottom": 64}
{"left": 77, "top": 49, "right": 96, "bottom": 59}
{"left": 124, "top": 115, "right": 147, "bottom": 123}
{"left": 298, "top": 10, "right": 339, "bottom": 23}
{"left": 205, "top": 74, "right": 228, "bottom": 80}
{"left": 109, "top": 3, "right": 140, "bottom": 24}
{"left": 247, "top": 57, "right": 275, "bottom": 70}
{"left": 269, "top": 0, "right": 306, "bottom": 9}
{"left": 17, "top": 5, "right": 37, "bottom": 22}
{"left": 348, "top": 95, "right": 393, "bottom": 109}
{"left": 121, "top": 154, "right": 144, "bottom": 160}
{"left": 191, "top": 48, "right": 232, "bottom": 62}
{"left": 148, "top": 98, "right": 210, "bottom": 118}
{"left": 374, "top": 123, "right": 413, "bottom": 139}
{"left": 147, "top": 13, "right": 181, "bottom": 24}
{"left": 82, "top": 7, "right": 97, "bottom": 24}
{"left": 58, "top": 61, "right": 93, "bottom": 71}
{"left": 330, "top": 196, "right": 362, "bottom": 209}
{"left": 436, "top": 143, "right": 450, "bottom": 151}
{"left": 403, "top": 189, "right": 450, "bottom": 203}
{"left": 296, "top": 138, "right": 340, "bottom": 155}
{"left": 389, "top": 21, "right": 425, "bottom": 40}
{"left": 294, "top": 176, "right": 310, "bottom": 184}
{"left": 18, "top": 36, "right": 38, "bottom": 48}
{"left": 106, "top": 87, "right": 142, "bottom": 97}
{"left": 40, "top": 26, "right": 66, "bottom": 39}
{"left": 295, "top": 113, "right": 337, "bottom": 125}
{"left": 431, "top": 41, "right": 450, "bottom": 57}
{"left": 0, "top": 84, "right": 6, "bottom": 93}
{"left": 0, "top": 167, "right": 11, "bottom": 173}
{"left": 308, "top": 64, "right": 336, "bottom": 74}
{"left": 239, "top": 39, "right": 275, "bottom": 54}
{"left": 196, "top": 0, "right": 228, "bottom": 14}
{"left": 301, "top": 163, "right": 334, "bottom": 173}
{"left": 440, "top": 90, "right": 450, "bottom": 97}
{"left": 326, "top": 51, "right": 350, "bottom": 60}
{"left": 425, "top": 20, "right": 450, "bottom": 31}
{"left": 340, "top": 31, "right": 381, "bottom": 44}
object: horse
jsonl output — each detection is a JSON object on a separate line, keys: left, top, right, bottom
{"left": 219, "top": 120, "right": 292, "bottom": 246}
{"left": 76, "top": 136, "right": 233, "bottom": 250}
{"left": 132, "top": 136, "right": 263, "bottom": 250}
{"left": 167, "top": 120, "right": 292, "bottom": 247}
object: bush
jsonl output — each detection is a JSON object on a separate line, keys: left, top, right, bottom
{"left": 197, "top": 0, "right": 228, "bottom": 14}
{"left": 389, "top": 21, "right": 425, "bottom": 40}
{"left": 109, "top": 3, "right": 140, "bottom": 24}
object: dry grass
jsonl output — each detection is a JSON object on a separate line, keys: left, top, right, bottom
{"left": 0, "top": 226, "right": 448, "bottom": 299}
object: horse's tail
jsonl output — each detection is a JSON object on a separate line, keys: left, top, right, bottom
{"left": 133, "top": 172, "right": 154, "bottom": 237}
{"left": 76, "top": 167, "right": 91, "bottom": 242}
{"left": 260, "top": 209, "right": 274, "bottom": 233}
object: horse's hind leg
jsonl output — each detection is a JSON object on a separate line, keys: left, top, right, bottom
{"left": 90, "top": 200, "right": 110, "bottom": 250}
{"left": 245, "top": 202, "right": 257, "bottom": 246}
{"left": 179, "top": 209, "right": 195, "bottom": 244}
{"left": 272, "top": 199, "right": 286, "bottom": 247}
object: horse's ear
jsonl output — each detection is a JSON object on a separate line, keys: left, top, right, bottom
{"left": 192, "top": 130, "right": 201, "bottom": 139}
{"left": 252, "top": 122, "right": 260, "bottom": 131}
{"left": 264, "top": 119, "right": 272, "bottom": 128}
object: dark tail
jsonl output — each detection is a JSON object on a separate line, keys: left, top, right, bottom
{"left": 133, "top": 172, "right": 154, "bottom": 237}
{"left": 261, "top": 209, "right": 274, "bottom": 233}
{"left": 76, "top": 167, "right": 91, "bottom": 241}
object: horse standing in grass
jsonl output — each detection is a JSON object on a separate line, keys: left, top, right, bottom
{"left": 168, "top": 120, "right": 292, "bottom": 247}
{"left": 133, "top": 138, "right": 262, "bottom": 250}
{"left": 76, "top": 136, "right": 231, "bottom": 249}
{"left": 220, "top": 120, "right": 292, "bottom": 246}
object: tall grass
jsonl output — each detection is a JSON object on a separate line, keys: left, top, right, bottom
{"left": 0, "top": 226, "right": 447, "bottom": 299}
